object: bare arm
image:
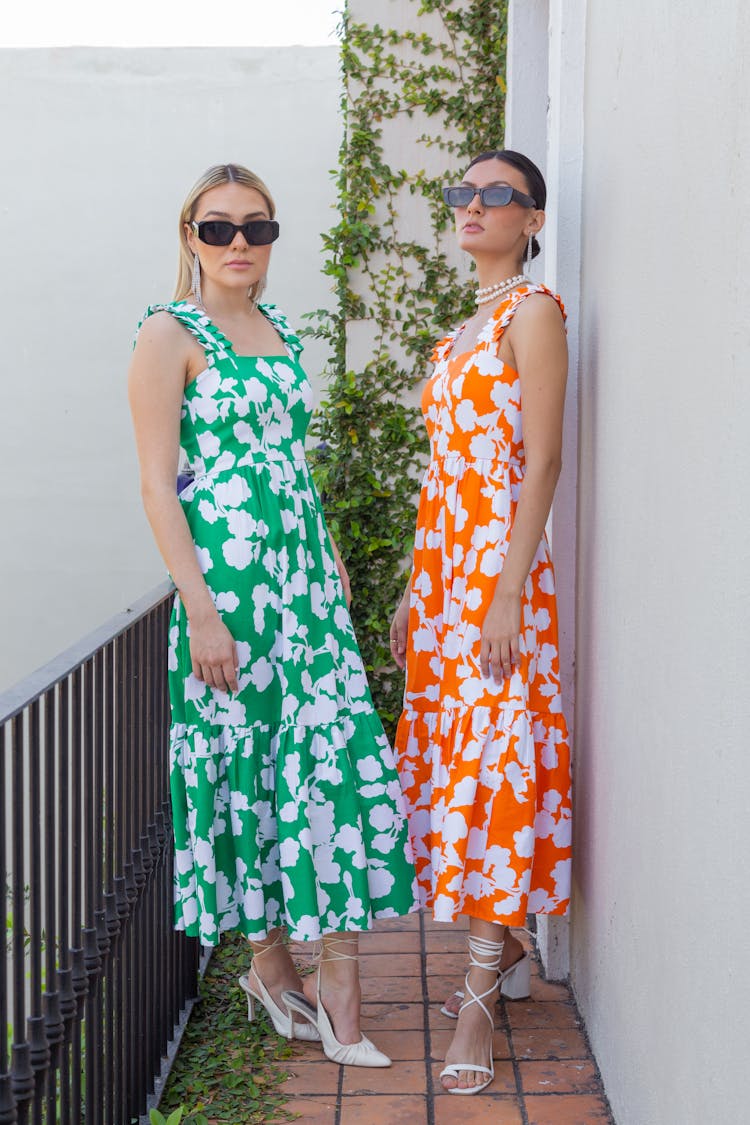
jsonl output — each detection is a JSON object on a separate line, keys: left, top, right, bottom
{"left": 480, "top": 294, "right": 568, "bottom": 680}
{"left": 390, "top": 577, "right": 411, "bottom": 670}
{"left": 128, "top": 314, "right": 239, "bottom": 693}
{"left": 328, "top": 534, "right": 352, "bottom": 607}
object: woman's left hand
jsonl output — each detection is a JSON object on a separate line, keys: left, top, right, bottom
{"left": 329, "top": 536, "right": 352, "bottom": 607}
{"left": 480, "top": 590, "right": 521, "bottom": 681}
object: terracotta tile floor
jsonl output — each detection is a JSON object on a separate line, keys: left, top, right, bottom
{"left": 281, "top": 913, "right": 614, "bottom": 1124}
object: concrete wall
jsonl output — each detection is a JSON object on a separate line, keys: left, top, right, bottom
{"left": 506, "top": 0, "right": 586, "bottom": 981}
{"left": 574, "top": 4, "right": 750, "bottom": 1121}
{"left": 345, "top": 0, "right": 470, "bottom": 380}
{"left": 506, "top": 1, "right": 750, "bottom": 1121}
{"left": 0, "top": 47, "right": 341, "bottom": 692}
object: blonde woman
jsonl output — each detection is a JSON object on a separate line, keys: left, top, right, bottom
{"left": 129, "top": 163, "right": 418, "bottom": 1066}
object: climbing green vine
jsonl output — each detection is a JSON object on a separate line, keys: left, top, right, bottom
{"left": 305, "top": 0, "right": 508, "bottom": 733}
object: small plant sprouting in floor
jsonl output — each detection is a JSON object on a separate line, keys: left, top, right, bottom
{"left": 155, "top": 931, "right": 295, "bottom": 1124}
{"left": 150, "top": 1109, "right": 186, "bottom": 1125}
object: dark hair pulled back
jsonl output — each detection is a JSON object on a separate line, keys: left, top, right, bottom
{"left": 466, "top": 149, "right": 545, "bottom": 260}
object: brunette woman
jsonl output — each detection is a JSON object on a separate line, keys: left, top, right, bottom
{"left": 390, "top": 150, "right": 571, "bottom": 1094}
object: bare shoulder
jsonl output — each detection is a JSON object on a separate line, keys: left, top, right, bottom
{"left": 134, "top": 309, "right": 188, "bottom": 353}
{"left": 512, "top": 291, "right": 565, "bottom": 333}
{"left": 131, "top": 310, "right": 197, "bottom": 385}
{"left": 510, "top": 292, "right": 567, "bottom": 361}
{"left": 129, "top": 309, "right": 197, "bottom": 399}
{"left": 509, "top": 292, "right": 567, "bottom": 386}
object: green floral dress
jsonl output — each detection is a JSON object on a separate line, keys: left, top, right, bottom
{"left": 138, "top": 301, "right": 418, "bottom": 946}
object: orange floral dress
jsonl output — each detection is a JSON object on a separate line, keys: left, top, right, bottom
{"left": 394, "top": 283, "right": 572, "bottom": 927}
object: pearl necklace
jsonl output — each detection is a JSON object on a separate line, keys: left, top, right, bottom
{"left": 475, "top": 273, "right": 529, "bottom": 306}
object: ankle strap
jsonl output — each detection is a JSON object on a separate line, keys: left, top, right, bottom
{"left": 249, "top": 930, "right": 285, "bottom": 957}
{"left": 468, "top": 934, "right": 504, "bottom": 972}
{"left": 320, "top": 935, "right": 359, "bottom": 963}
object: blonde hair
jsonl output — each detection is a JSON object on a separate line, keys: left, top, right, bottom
{"left": 174, "top": 163, "right": 276, "bottom": 303}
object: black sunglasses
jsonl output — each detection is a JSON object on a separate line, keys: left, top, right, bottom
{"left": 191, "top": 219, "right": 280, "bottom": 246}
{"left": 442, "top": 184, "right": 537, "bottom": 209}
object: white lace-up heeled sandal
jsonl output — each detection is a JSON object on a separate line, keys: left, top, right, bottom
{"left": 238, "top": 932, "right": 320, "bottom": 1042}
{"left": 440, "top": 938, "right": 531, "bottom": 1018}
{"left": 440, "top": 933, "right": 505, "bottom": 1095}
{"left": 282, "top": 936, "right": 391, "bottom": 1067}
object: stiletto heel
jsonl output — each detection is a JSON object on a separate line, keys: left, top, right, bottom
{"left": 238, "top": 933, "right": 320, "bottom": 1042}
{"left": 243, "top": 981, "right": 255, "bottom": 1021}
{"left": 283, "top": 936, "right": 391, "bottom": 1067}
{"left": 440, "top": 934, "right": 504, "bottom": 1095}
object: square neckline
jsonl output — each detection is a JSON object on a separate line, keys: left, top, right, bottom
{"left": 176, "top": 300, "right": 293, "bottom": 362}
{"left": 442, "top": 304, "right": 517, "bottom": 371}
{"left": 438, "top": 283, "right": 561, "bottom": 370}
{"left": 442, "top": 291, "right": 522, "bottom": 365}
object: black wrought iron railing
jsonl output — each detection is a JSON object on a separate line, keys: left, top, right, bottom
{"left": 0, "top": 583, "right": 202, "bottom": 1124}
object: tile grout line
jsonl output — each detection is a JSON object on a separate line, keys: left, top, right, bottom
{"left": 419, "top": 911, "right": 436, "bottom": 1125}
{"left": 500, "top": 987, "right": 530, "bottom": 1125}
{"left": 333, "top": 1060, "right": 344, "bottom": 1125}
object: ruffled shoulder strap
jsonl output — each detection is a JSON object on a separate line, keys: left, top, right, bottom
{"left": 257, "top": 302, "right": 304, "bottom": 361}
{"left": 430, "top": 326, "right": 463, "bottom": 365}
{"left": 135, "top": 301, "right": 237, "bottom": 368}
{"left": 490, "top": 283, "right": 567, "bottom": 344}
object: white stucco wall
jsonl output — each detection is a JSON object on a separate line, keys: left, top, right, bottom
{"left": 505, "top": 0, "right": 586, "bottom": 980}
{"left": 508, "top": 2, "right": 750, "bottom": 1120}
{"left": 0, "top": 47, "right": 341, "bottom": 693}
{"left": 571, "top": 4, "right": 750, "bottom": 1123}
{"left": 346, "top": 0, "right": 470, "bottom": 380}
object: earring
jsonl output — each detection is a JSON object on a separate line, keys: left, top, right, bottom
{"left": 192, "top": 252, "right": 202, "bottom": 305}
{"left": 251, "top": 275, "right": 267, "bottom": 308}
{"left": 525, "top": 234, "right": 534, "bottom": 275}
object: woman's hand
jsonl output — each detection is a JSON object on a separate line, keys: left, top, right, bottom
{"left": 480, "top": 589, "right": 521, "bottom": 681}
{"left": 189, "top": 608, "right": 239, "bottom": 693}
{"left": 329, "top": 537, "right": 352, "bottom": 607}
{"left": 389, "top": 590, "right": 411, "bottom": 670}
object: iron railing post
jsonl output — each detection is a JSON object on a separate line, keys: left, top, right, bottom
{"left": 0, "top": 582, "right": 200, "bottom": 1125}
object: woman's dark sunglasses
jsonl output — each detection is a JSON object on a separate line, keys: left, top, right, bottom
{"left": 442, "top": 184, "right": 536, "bottom": 209}
{"left": 191, "top": 219, "right": 280, "bottom": 246}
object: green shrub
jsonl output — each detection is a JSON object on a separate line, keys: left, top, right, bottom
{"left": 306, "top": 0, "right": 509, "bottom": 737}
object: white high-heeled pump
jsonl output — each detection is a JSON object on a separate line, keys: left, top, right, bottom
{"left": 440, "top": 933, "right": 504, "bottom": 1095}
{"left": 282, "top": 935, "right": 391, "bottom": 1067}
{"left": 239, "top": 933, "right": 320, "bottom": 1042}
{"left": 439, "top": 949, "right": 531, "bottom": 1017}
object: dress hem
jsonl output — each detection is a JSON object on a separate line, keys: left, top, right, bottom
{"left": 429, "top": 898, "right": 570, "bottom": 929}
{"left": 398, "top": 703, "right": 566, "bottom": 722}
{"left": 174, "top": 900, "right": 423, "bottom": 948}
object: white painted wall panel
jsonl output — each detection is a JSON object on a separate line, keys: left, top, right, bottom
{"left": 573, "top": 4, "right": 750, "bottom": 1122}
{"left": 0, "top": 47, "right": 341, "bottom": 691}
